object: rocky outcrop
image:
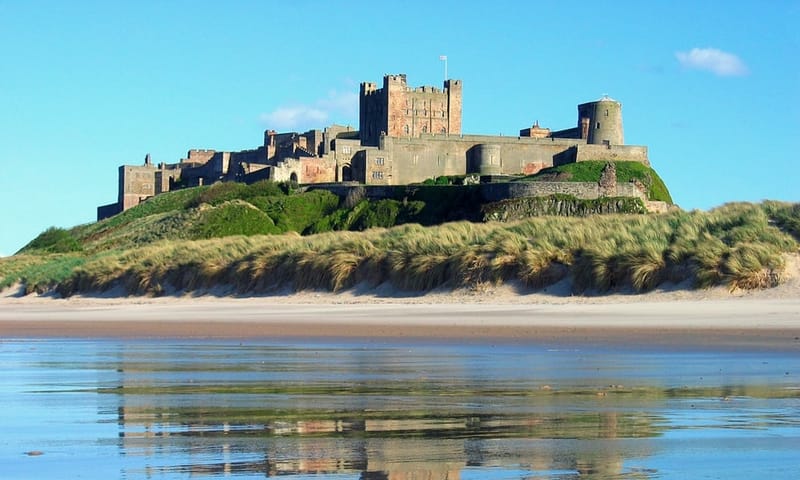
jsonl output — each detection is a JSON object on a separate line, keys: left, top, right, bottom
{"left": 482, "top": 194, "right": 647, "bottom": 221}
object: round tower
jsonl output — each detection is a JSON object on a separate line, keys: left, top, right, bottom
{"left": 577, "top": 96, "right": 624, "bottom": 145}
{"left": 475, "top": 144, "right": 502, "bottom": 175}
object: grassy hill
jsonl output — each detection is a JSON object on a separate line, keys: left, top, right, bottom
{"left": 1, "top": 180, "right": 798, "bottom": 296}
{"left": 520, "top": 161, "right": 673, "bottom": 203}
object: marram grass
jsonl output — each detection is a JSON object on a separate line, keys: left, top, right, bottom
{"left": 3, "top": 202, "right": 798, "bottom": 297}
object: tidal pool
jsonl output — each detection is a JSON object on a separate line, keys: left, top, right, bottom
{"left": 1, "top": 339, "right": 798, "bottom": 479}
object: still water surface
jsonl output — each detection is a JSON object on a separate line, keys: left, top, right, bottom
{"left": 1, "top": 339, "right": 798, "bottom": 479}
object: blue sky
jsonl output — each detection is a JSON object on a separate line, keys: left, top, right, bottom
{"left": 1, "top": 1, "right": 798, "bottom": 256}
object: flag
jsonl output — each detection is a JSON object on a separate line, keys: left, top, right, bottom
{"left": 439, "top": 55, "right": 447, "bottom": 61}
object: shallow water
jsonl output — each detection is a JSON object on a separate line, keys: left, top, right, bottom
{"left": 1, "top": 339, "right": 798, "bottom": 479}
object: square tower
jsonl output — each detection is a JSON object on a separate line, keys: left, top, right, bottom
{"left": 359, "top": 74, "right": 462, "bottom": 146}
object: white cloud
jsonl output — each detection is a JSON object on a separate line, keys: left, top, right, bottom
{"left": 675, "top": 47, "right": 749, "bottom": 76}
{"left": 260, "top": 89, "right": 358, "bottom": 131}
{"left": 318, "top": 90, "right": 359, "bottom": 117}
{"left": 259, "top": 106, "right": 328, "bottom": 131}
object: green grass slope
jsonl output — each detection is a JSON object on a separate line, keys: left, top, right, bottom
{"left": 522, "top": 161, "right": 673, "bottom": 203}
{"left": 17, "top": 181, "right": 488, "bottom": 256}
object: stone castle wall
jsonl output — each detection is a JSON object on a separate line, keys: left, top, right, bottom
{"left": 574, "top": 144, "right": 649, "bottom": 166}
{"left": 183, "top": 149, "right": 216, "bottom": 165}
{"left": 370, "top": 134, "right": 588, "bottom": 185}
{"left": 268, "top": 155, "right": 337, "bottom": 184}
{"left": 480, "top": 181, "right": 647, "bottom": 203}
{"left": 119, "top": 165, "right": 157, "bottom": 210}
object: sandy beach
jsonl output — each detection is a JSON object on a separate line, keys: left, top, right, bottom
{"left": 2, "top": 267, "right": 799, "bottom": 349}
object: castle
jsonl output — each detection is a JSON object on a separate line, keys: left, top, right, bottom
{"left": 97, "top": 73, "right": 650, "bottom": 220}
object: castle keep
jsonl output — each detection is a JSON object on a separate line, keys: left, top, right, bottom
{"left": 98, "top": 73, "right": 649, "bottom": 220}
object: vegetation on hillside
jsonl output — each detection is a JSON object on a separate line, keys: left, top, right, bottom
{"left": 2, "top": 200, "right": 797, "bottom": 296}
{"left": 483, "top": 194, "right": 648, "bottom": 221}
{"left": 522, "top": 161, "right": 673, "bottom": 203}
{"left": 23, "top": 227, "right": 83, "bottom": 253}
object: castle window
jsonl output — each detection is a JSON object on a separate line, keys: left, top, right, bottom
{"left": 605, "top": 109, "right": 609, "bottom": 117}
{"left": 596, "top": 122, "right": 601, "bottom": 129}
{"left": 372, "top": 171, "right": 384, "bottom": 180}
{"left": 440, "top": 127, "right": 446, "bottom": 134}
{"left": 421, "top": 125, "right": 428, "bottom": 133}
{"left": 404, "top": 125, "right": 410, "bottom": 134}
{"left": 341, "top": 146, "right": 351, "bottom": 154}
{"left": 413, "top": 155, "right": 419, "bottom": 165}
{"left": 375, "top": 157, "right": 385, "bottom": 166}
{"left": 423, "top": 109, "right": 427, "bottom": 116}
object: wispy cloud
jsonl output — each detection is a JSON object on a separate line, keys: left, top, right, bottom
{"left": 260, "top": 89, "right": 358, "bottom": 131}
{"left": 675, "top": 47, "right": 749, "bottom": 76}
{"left": 260, "top": 106, "right": 328, "bottom": 131}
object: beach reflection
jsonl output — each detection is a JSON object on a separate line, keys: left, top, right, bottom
{"left": 3, "top": 340, "right": 798, "bottom": 479}
{"left": 118, "top": 409, "right": 657, "bottom": 477}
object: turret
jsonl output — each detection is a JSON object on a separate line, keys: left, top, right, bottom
{"left": 444, "top": 79, "right": 462, "bottom": 135}
{"left": 577, "top": 96, "right": 624, "bottom": 145}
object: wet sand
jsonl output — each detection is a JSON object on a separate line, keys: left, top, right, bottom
{"left": 1, "top": 296, "right": 799, "bottom": 350}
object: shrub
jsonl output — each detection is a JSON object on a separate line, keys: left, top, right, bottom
{"left": 352, "top": 199, "right": 403, "bottom": 230}
{"left": 422, "top": 176, "right": 449, "bottom": 185}
{"left": 282, "top": 190, "right": 341, "bottom": 233}
{"left": 190, "top": 201, "right": 280, "bottom": 238}
{"left": 20, "top": 227, "right": 83, "bottom": 253}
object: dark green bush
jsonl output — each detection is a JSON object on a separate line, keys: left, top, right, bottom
{"left": 422, "top": 176, "right": 455, "bottom": 185}
{"left": 190, "top": 203, "right": 279, "bottom": 238}
{"left": 189, "top": 182, "right": 250, "bottom": 207}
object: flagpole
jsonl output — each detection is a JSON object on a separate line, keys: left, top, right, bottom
{"left": 439, "top": 55, "right": 448, "bottom": 81}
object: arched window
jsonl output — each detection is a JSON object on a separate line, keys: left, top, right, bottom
{"left": 404, "top": 125, "right": 410, "bottom": 135}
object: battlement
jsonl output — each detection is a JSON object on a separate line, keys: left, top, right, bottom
{"left": 413, "top": 85, "right": 443, "bottom": 93}
{"left": 384, "top": 74, "right": 407, "bottom": 86}
{"left": 360, "top": 82, "right": 379, "bottom": 95}
{"left": 183, "top": 149, "right": 217, "bottom": 165}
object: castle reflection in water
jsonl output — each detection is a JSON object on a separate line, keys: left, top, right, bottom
{"left": 116, "top": 406, "right": 658, "bottom": 478}
{"left": 104, "top": 342, "right": 671, "bottom": 479}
